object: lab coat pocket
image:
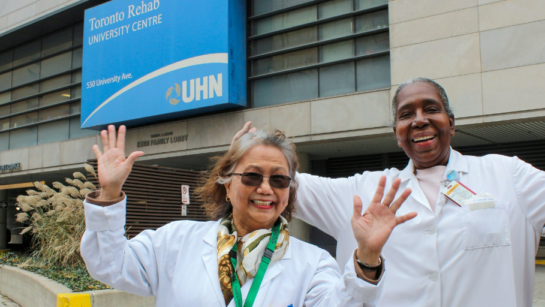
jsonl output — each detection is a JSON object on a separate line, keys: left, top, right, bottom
{"left": 460, "top": 201, "right": 511, "bottom": 250}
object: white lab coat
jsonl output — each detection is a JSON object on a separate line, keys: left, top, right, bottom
{"left": 80, "top": 198, "right": 384, "bottom": 307}
{"left": 295, "top": 148, "right": 545, "bottom": 307}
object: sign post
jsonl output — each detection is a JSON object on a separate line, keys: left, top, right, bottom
{"left": 181, "top": 185, "right": 190, "bottom": 216}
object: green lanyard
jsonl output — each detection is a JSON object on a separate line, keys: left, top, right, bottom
{"left": 229, "top": 222, "right": 280, "bottom": 307}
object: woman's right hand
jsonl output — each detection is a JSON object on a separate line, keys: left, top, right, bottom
{"left": 92, "top": 125, "right": 144, "bottom": 201}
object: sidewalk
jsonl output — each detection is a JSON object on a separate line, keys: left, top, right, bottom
{"left": 0, "top": 266, "right": 544, "bottom": 307}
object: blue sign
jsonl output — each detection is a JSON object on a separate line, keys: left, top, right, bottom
{"left": 81, "top": 0, "right": 246, "bottom": 130}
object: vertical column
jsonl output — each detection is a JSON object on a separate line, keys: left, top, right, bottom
{"left": 289, "top": 153, "right": 311, "bottom": 242}
{"left": 0, "top": 190, "right": 7, "bottom": 250}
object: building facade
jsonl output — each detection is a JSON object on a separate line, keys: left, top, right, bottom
{"left": 1, "top": 0, "right": 545, "bottom": 253}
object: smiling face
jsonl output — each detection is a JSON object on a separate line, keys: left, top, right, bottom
{"left": 225, "top": 144, "right": 291, "bottom": 236}
{"left": 393, "top": 82, "right": 455, "bottom": 169}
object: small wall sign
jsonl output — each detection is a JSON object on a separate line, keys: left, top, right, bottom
{"left": 0, "top": 163, "right": 21, "bottom": 173}
{"left": 181, "top": 185, "right": 190, "bottom": 204}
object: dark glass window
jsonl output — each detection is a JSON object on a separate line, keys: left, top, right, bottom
{"left": 250, "top": 0, "right": 390, "bottom": 107}
{"left": 0, "top": 24, "right": 96, "bottom": 150}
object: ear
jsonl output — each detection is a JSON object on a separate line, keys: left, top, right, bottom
{"left": 393, "top": 126, "right": 402, "bottom": 147}
{"left": 449, "top": 115, "right": 455, "bottom": 137}
{"left": 224, "top": 182, "right": 231, "bottom": 199}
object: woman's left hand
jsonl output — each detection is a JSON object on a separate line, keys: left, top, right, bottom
{"left": 352, "top": 175, "right": 416, "bottom": 266}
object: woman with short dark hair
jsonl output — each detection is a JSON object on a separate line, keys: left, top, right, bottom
{"left": 80, "top": 126, "right": 415, "bottom": 307}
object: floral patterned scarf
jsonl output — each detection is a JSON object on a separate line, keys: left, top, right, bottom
{"left": 217, "top": 214, "right": 289, "bottom": 305}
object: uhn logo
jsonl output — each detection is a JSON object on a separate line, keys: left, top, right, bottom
{"left": 166, "top": 73, "right": 222, "bottom": 105}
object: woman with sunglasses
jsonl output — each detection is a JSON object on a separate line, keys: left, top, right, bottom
{"left": 80, "top": 125, "right": 415, "bottom": 307}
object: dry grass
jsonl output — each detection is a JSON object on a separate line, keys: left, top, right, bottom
{"left": 15, "top": 164, "right": 98, "bottom": 267}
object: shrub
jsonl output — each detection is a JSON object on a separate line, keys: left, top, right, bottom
{"left": 15, "top": 163, "right": 98, "bottom": 267}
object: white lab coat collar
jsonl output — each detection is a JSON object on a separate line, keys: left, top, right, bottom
{"left": 443, "top": 148, "right": 469, "bottom": 179}
{"left": 397, "top": 148, "right": 469, "bottom": 212}
{"left": 398, "top": 147, "right": 468, "bottom": 182}
{"left": 201, "top": 219, "right": 291, "bottom": 306}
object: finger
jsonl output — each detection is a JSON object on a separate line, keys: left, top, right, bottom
{"left": 117, "top": 125, "right": 126, "bottom": 152}
{"left": 382, "top": 178, "right": 401, "bottom": 207}
{"left": 232, "top": 121, "right": 252, "bottom": 145}
{"left": 249, "top": 127, "right": 257, "bottom": 133}
{"left": 92, "top": 144, "right": 103, "bottom": 160}
{"left": 395, "top": 212, "right": 417, "bottom": 225}
{"left": 353, "top": 195, "right": 363, "bottom": 218}
{"left": 100, "top": 130, "right": 110, "bottom": 152}
{"left": 108, "top": 125, "right": 117, "bottom": 150}
{"left": 389, "top": 188, "right": 412, "bottom": 213}
{"left": 125, "top": 151, "right": 144, "bottom": 166}
{"left": 371, "top": 176, "right": 387, "bottom": 204}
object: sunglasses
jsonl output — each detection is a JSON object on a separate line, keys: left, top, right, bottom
{"left": 228, "top": 172, "right": 292, "bottom": 189}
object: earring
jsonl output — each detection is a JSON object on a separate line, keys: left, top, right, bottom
{"left": 226, "top": 196, "right": 231, "bottom": 202}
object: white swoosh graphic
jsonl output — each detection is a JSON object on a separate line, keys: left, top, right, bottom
{"left": 82, "top": 53, "right": 229, "bottom": 126}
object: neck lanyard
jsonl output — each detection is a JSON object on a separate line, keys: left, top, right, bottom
{"left": 229, "top": 222, "right": 280, "bottom": 307}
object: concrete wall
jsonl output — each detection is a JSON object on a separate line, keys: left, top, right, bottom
{"left": 0, "top": 135, "right": 99, "bottom": 180}
{"left": 0, "top": 265, "right": 153, "bottom": 307}
{"left": 0, "top": 0, "right": 83, "bottom": 35}
{"left": 389, "top": 0, "right": 545, "bottom": 126}
{"left": 0, "top": 265, "right": 71, "bottom": 307}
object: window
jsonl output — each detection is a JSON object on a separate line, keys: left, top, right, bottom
{"left": 0, "top": 118, "right": 9, "bottom": 131}
{"left": 40, "top": 90, "right": 71, "bottom": 107}
{"left": 0, "top": 51, "right": 13, "bottom": 72}
{"left": 70, "top": 101, "right": 81, "bottom": 114}
{"left": 0, "top": 23, "right": 97, "bottom": 151}
{"left": 0, "top": 105, "right": 9, "bottom": 117}
{"left": 0, "top": 92, "right": 10, "bottom": 105}
{"left": 42, "top": 28, "right": 73, "bottom": 57}
{"left": 253, "top": 0, "right": 313, "bottom": 16}
{"left": 39, "top": 105, "right": 70, "bottom": 122}
{"left": 0, "top": 133, "right": 8, "bottom": 151}
{"left": 70, "top": 116, "right": 97, "bottom": 139}
{"left": 72, "top": 48, "right": 83, "bottom": 68}
{"left": 11, "top": 112, "right": 38, "bottom": 128}
{"left": 40, "top": 74, "right": 71, "bottom": 92}
{"left": 11, "top": 98, "right": 39, "bottom": 114}
{"left": 13, "top": 40, "right": 40, "bottom": 67}
{"left": 250, "top": 0, "right": 390, "bottom": 107}
{"left": 41, "top": 51, "right": 72, "bottom": 78}
{"left": 12, "top": 84, "right": 39, "bottom": 100}
{"left": 38, "top": 120, "right": 69, "bottom": 144}
{"left": 0, "top": 72, "right": 12, "bottom": 91}
{"left": 253, "top": 69, "right": 318, "bottom": 107}
{"left": 12, "top": 63, "right": 40, "bottom": 86}
{"left": 9, "top": 127, "right": 37, "bottom": 149}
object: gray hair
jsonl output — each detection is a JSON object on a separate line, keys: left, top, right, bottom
{"left": 216, "top": 129, "right": 297, "bottom": 187}
{"left": 391, "top": 77, "right": 454, "bottom": 125}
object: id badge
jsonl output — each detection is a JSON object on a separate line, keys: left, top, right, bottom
{"left": 441, "top": 180, "right": 476, "bottom": 206}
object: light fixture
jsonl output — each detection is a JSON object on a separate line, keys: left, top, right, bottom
{"left": 61, "top": 94, "right": 71, "bottom": 97}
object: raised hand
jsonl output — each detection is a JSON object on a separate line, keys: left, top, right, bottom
{"left": 92, "top": 125, "right": 144, "bottom": 201}
{"left": 231, "top": 121, "right": 257, "bottom": 147}
{"left": 352, "top": 176, "right": 416, "bottom": 266}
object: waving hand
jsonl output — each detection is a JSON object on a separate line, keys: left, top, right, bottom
{"left": 92, "top": 125, "right": 143, "bottom": 201}
{"left": 352, "top": 176, "right": 416, "bottom": 266}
